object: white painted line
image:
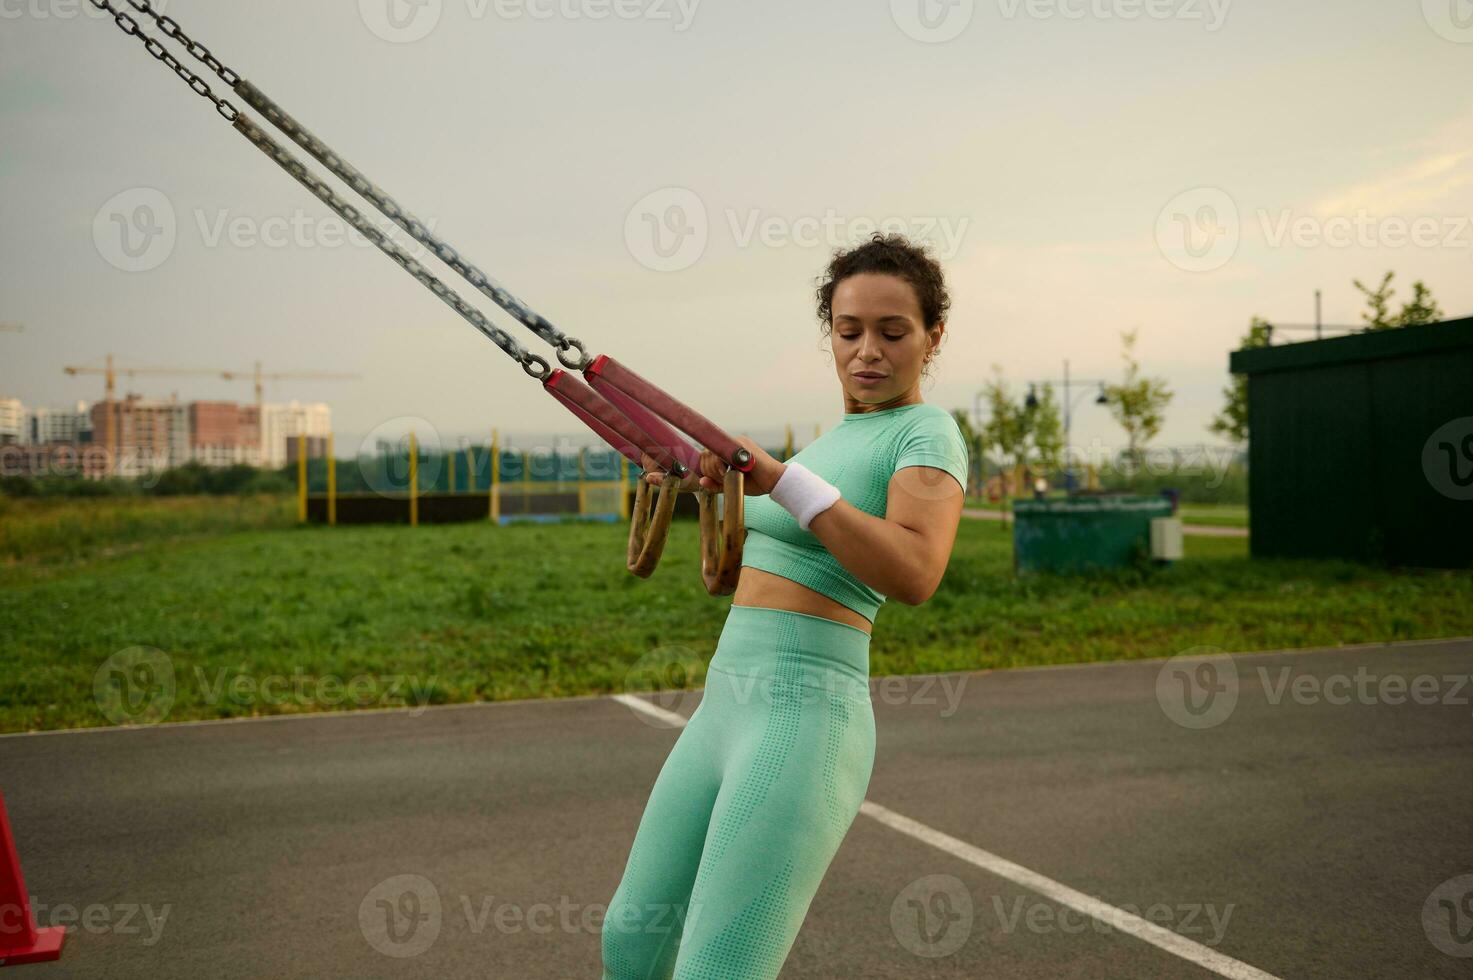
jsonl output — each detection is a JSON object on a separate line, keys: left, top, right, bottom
{"left": 610, "top": 693, "right": 690, "bottom": 729}
{"left": 613, "top": 692, "right": 1283, "bottom": 979}
{"left": 859, "top": 800, "right": 1283, "bottom": 980}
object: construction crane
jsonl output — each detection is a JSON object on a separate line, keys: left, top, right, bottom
{"left": 0, "top": 323, "right": 23, "bottom": 333}
{"left": 220, "top": 362, "right": 360, "bottom": 461}
{"left": 63, "top": 355, "right": 225, "bottom": 475}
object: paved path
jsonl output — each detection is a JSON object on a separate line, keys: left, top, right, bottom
{"left": 2, "top": 637, "right": 1468, "bottom": 978}
{"left": 962, "top": 507, "right": 1249, "bottom": 538}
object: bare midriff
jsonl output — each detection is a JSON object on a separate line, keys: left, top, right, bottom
{"left": 731, "top": 566, "right": 874, "bottom": 635}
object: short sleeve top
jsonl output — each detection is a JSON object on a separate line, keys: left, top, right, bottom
{"left": 739, "top": 401, "right": 970, "bottom": 623}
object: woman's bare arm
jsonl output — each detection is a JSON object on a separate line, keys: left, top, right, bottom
{"left": 807, "top": 465, "right": 964, "bottom": 605}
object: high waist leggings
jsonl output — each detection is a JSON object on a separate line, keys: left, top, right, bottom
{"left": 601, "top": 604, "right": 876, "bottom": 980}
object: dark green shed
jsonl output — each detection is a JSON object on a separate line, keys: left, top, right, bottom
{"left": 1229, "top": 315, "right": 1473, "bottom": 569}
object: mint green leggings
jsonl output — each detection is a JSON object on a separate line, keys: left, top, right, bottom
{"left": 601, "top": 604, "right": 876, "bottom": 979}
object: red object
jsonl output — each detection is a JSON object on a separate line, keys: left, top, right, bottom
{"left": 0, "top": 792, "right": 64, "bottom": 967}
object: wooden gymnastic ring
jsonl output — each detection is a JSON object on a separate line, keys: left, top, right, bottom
{"left": 627, "top": 469, "right": 680, "bottom": 578}
{"left": 697, "top": 467, "right": 746, "bottom": 596}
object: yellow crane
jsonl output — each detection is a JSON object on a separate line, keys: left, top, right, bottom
{"left": 219, "top": 362, "right": 360, "bottom": 461}
{"left": 63, "top": 355, "right": 223, "bottom": 474}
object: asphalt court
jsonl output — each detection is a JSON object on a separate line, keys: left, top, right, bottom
{"left": 2, "top": 636, "right": 1469, "bottom": 978}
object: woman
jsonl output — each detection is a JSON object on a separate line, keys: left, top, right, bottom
{"left": 602, "top": 232, "right": 970, "bottom": 979}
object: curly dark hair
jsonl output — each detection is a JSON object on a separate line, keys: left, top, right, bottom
{"left": 814, "top": 232, "right": 951, "bottom": 376}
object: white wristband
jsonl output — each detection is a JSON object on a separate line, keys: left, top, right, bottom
{"left": 769, "top": 462, "right": 841, "bottom": 531}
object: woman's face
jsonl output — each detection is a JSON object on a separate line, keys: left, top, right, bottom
{"left": 829, "top": 272, "right": 942, "bottom": 412}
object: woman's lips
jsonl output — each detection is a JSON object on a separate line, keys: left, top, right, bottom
{"left": 853, "top": 372, "right": 887, "bottom": 384}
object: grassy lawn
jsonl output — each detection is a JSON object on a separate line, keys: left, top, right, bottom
{"left": 3, "top": 499, "right": 1468, "bottom": 733}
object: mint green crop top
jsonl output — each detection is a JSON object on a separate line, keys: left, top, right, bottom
{"left": 740, "top": 401, "right": 970, "bottom": 624}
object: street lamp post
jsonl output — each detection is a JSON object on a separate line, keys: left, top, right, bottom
{"left": 1024, "top": 358, "right": 1109, "bottom": 494}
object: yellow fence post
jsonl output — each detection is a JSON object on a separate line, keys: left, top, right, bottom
{"left": 409, "top": 432, "right": 419, "bottom": 527}
{"left": 327, "top": 432, "right": 337, "bottom": 526}
{"left": 489, "top": 428, "right": 500, "bottom": 523}
{"left": 296, "top": 433, "right": 307, "bottom": 524}
{"left": 577, "top": 446, "right": 586, "bottom": 516}
{"left": 619, "top": 451, "right": 629, "bottom": 520}
{"left": 463, "top": 446, "right": 472, "bottom": 498}
{"left": 448, "top": 449, "right": 456, "bottom": 496}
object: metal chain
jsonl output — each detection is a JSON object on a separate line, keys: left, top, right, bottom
{"left": 93, "top": 0, "right": 590, "bottom": 372}
{"left": 86, "top": 0, "right": 238, "bottom": 122}
{"left": 235, "top": 115, "right": 551, "bottom": 381}
{"left": 121, "top": 0, "right": 240, "bottom": 88}
{"left": 235, "top": 80, "right": 590, "bottom": 372}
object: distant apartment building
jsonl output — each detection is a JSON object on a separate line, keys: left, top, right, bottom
{"left": 28, "top": 402, "right": 93, "bottom": 445}
{"left": 2, "top": 393, "right": 333, "bottom": 477}
{"left": 90, "top": 395, "right": 188, "bottom": 477}
{"left": 0, "top": 398, "right": 23, "bottom": 445}
{"left": 260, "top": 401, "right": 332, "bottom": 468}
{"left": 188, "top": 401, "right": 261, "bottom": 467}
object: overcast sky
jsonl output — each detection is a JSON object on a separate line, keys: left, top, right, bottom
{"left": 2, "top": 0, "right": 1470, "bottom": 462}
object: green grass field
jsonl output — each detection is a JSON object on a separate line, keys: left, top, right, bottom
{"left": 2, "top": 498, "right": 1468, "bottom": 733}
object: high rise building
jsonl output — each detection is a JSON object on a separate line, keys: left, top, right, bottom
{"left": 0, "top": 398, "right": 23, "bottom": 445}
{"left": 260, "top": 401, "right": 332, "bottom": 468}
{"left": 188, "top": 401, "right": 261, "bottom": 466}
{"left": 27, "top": 401, "right": 93, "bottom": 445}
{"left": 90, "top": 395, "right": 188, "bottom": 477}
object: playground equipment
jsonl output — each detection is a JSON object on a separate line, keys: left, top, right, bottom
{"left": 81, "top": 0, "right": 750, "bottom": 595}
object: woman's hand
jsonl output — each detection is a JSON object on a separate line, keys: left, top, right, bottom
{"left": 639, "top": 436, "right": 787, "bottom": 496}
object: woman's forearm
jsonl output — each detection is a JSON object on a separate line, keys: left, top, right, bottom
{"left": 805, "top": 501, "right": 934, "bottom": 605}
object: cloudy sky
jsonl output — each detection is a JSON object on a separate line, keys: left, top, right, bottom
{"left": 2, "top": 0, "right": 1470, "bottom": 462}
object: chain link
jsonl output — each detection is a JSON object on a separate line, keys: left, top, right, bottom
{"left": 123, "top": 0, "right": 241, "bottom": 87}
{"left": 87, "top": 0, "right": 238, "bottom": 121}
{"left": 87, "top": 0, "right": 571, "bottom": 379}
{"left": 235, "top": 80, "right": 590, "bottom": 370}
{"left": 235, "top": 116, "right": 551, "bottom": 380}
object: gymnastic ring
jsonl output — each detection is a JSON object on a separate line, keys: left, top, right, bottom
{"left": 627, "top": 469, "right": 680, "bottom": 578}
{"left": 697, "top": 466, "right": 745, "bottom": 596}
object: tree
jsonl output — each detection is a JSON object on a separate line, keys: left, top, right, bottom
{"left": 979, "top": 365, "right": 1030, "bottom": 511}
{"left": 1025, "top": 381, "right": 1065, "bottom": 481}
{"left": 1209, "top": 316, "right": 1272, "bottom": 445}
{"left": 1352, "top": 271, "right": 1444, "bottom": 330}
{"left": 1102, "top": 329, "right": 1173, "bottom": 473}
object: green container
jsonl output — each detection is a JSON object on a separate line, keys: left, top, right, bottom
{"left": 1012, "top": 495, "right": 1173, "bottom": 574}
